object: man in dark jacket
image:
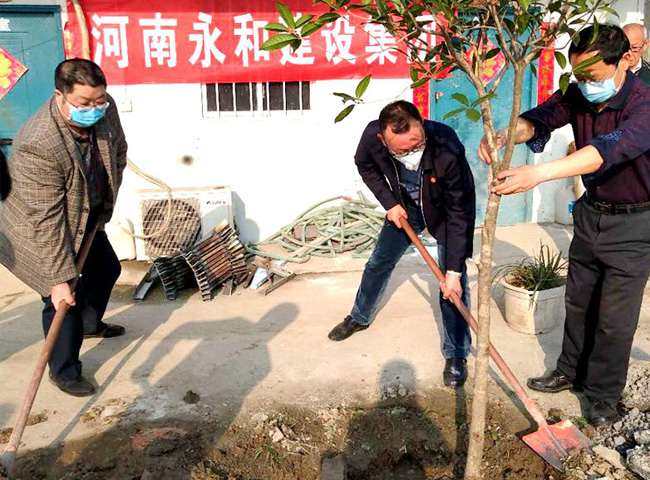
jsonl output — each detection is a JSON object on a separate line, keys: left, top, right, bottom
{"left": 328, "top": 100, "right": 476, "bottom": 387}
{"left": 479, "top": 25, "right": 650, "bottom": 426}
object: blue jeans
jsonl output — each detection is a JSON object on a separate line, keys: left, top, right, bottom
{"left": 350, "top": 203, "right": 471, "bottom": 359}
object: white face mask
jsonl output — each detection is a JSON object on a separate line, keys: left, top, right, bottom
{"left": 394, "top": 149, "right": 424, "bottom": 171}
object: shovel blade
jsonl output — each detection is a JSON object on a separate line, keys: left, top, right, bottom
{"left": 522, "top": 419, "right": 592, "bottom": 471}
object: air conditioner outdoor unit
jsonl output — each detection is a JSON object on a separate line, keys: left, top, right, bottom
{"left": 133, "top": 186, "right": 233, "bottom": 261}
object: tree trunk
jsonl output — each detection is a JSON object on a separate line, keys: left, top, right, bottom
{"left": 464, "top": 65, "right": 525, "bottom": 480}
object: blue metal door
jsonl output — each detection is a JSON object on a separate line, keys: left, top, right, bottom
{"left": 0, "top": 6, "right": 64, "bottom": 158}
{"left": 432, "top": 64, "right": 536, "bottom": 225}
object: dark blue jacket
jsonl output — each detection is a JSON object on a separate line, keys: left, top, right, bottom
{"left": 354, "top": 119, "right": 476, "bottom": 272}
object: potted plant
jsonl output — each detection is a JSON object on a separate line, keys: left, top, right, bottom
{"left": 495, "top": 244, "right": 567, "bottom": 335}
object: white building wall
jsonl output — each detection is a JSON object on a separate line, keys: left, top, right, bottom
{"left": 109, "top": 79, "right": 412, "bottom": 245}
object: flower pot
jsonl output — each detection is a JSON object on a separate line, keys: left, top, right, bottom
{"left": 502, "top": 279, "right": 566, "bottom": 335}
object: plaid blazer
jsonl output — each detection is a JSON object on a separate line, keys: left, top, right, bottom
{"left": 0, "top": 96, "right": 127, "bottom": 297}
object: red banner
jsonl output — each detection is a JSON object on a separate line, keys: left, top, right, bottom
{"left": 65, "top": 1, "right": 440, "bottom": 85}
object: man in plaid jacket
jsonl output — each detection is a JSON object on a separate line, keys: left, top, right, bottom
{"left": 0, "top": 59, "right": 128, "bottom": 396}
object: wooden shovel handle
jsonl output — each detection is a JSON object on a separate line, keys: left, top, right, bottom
{"left": 2, "top": 226, "right": 98, "bottom": 473}
{"left": 401, "top": 221, "right": 550, "bottom": 428}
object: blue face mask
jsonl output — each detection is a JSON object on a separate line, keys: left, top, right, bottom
{"left": 577, "top": 66, "right": 622, "bottom": 104}
{"left": 63, "top": 97, "right": 109, "bottom": 127}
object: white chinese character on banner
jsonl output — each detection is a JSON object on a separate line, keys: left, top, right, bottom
{"left": 234, "top": 14, "right": 270, "bottom": 67}
{"left": 280, "top": 13, "right": 315, "bottom": 65}
{"left": 91, "top": 14, "right": 129, "bottom": 68}
{"left": 139, "top": 13, "right": 178, "bottom": 68}
{"left": 364, "top": 24, "right": 397, "bottom": 64}
{"left": 412, "top": 15, "right": 436, "bottom": 62}
{"left": 189, "top": 12, "right": 226, "bottom": 67}
{"left": 321, "top": 16, "right": 356, "bottom": 64}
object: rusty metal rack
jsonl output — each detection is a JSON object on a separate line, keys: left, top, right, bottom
{"left": 181, "top": 225, "right": 249, "bottom": 301}
{"left": 152, "top": 253, "right": 196, "bottom": 301}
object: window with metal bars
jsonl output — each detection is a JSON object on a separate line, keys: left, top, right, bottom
{"left": 203, "top": 81, "right": 311, "bottom": 116}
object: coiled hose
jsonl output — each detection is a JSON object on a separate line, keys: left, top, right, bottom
{"left": 245, "top": 194, "right": 386, "bottom": 263}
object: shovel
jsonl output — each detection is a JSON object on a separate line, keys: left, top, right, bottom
{"left": 402, "top": 220, "right": 591, "bottom": 471}
{"left": 1, "top": 226, "right": 98, "bottom": 476}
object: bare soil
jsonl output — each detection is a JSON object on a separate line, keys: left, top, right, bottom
{"left": 3, "top": 387, "right": 578, "bottom": 480}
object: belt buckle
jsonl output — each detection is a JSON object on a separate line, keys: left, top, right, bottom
{"left": 596, "top": 201, "right": 615, "bottom": 215}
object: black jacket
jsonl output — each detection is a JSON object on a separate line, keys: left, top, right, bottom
{"left": 635, "top": 60, "right": 650, "bottom": 85}
{"left": 354, "top": 119, "right": 476, "bottom": 272}
{"left": 0, "top": 149, "right": 10, "bottom": 201}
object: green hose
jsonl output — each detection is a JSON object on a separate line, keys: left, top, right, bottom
{"left": 245, "top": 194, "right": 386, "bottom": 263}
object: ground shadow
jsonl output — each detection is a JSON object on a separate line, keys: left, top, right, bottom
{"left": 342, "top": 359, "right": 455, "bottom": 480}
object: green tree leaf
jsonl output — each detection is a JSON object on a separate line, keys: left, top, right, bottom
{"left": 261, "top": 33, "right": 300, "bottom": 52}
{"left": 355, "top": 74, "right": 372, "bottom": 98}
{"left": 301, "top": 21, "right": 325, "bottom": 37}
{"left": 559, "top": 73, "right": 571, "bottom": 93}
{"left": 295, "top": 14, "right": 314, "bottom": 28}
{"left": 466, "top": 108, "right": 481, "bottom": 122}
{"left": 335, "top": 104, "right": 355, "bottom": 123}
{"left": 554, "top": 51, "right": 567, "bottom": 70}
{"left": 318, "top": 12, "right": 341, "bottom": 23}
{"left": 452, "top": 93, "right": 470, "bottom": 106}
{"left": 472, "top": 92, "right": 496, "bottom": 107}
{"left": 265, "top": 22, "right": 289, "bottom": 32}
{"left": 443, "top": 107, "right": 466, "bottom": 120}
{"left": 410, "top": 77, "right": 429, "bottom": 89}
{"left": 333, "top": 92, "right": 357, "bottom": 103}
{"left": 277, "top": 2, "right": 296, "bottom": 29}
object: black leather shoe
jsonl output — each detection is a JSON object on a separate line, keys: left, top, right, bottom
{"left": 49, "top": 372, "right": 96, "bottom": 397}
{"left": 527, "top": 370, "right": 574, "bottom": 393}
{"left": 587, "top": 399, "right": 620, "bottom": 427}
{"left": 84, "top": 324, "right": 125, "bottom": 339}
{"left": 443, "top": 358, "right": 467, "bottom": 388}
{"left": 328, "top": 316, "right": 368, "bottom": 341}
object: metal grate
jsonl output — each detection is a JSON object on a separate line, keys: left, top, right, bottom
{"left": 140, "top": 198, "right": 202, "bottom": 259}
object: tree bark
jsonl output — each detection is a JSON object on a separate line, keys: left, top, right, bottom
{"left": 464, "top": 65, "right": 525, "bottom": 480}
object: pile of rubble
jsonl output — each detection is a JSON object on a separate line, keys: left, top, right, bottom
{"left": 564, "top": 362, "right": 650, "bottom": 479}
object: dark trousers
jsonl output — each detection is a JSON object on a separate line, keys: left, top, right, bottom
{"left": 41, "top": 231, "right": 121, "bottom": 381}
{"left": 556, "top": 197, "right": 650, "bottom": 403}
{"left": 350, "top": 202, "right": 472, "bottom": 359}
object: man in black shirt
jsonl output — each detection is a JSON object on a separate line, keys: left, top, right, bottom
{"left": 328, "top": 101, "right": 476, "bottom": 388}
{"left": 479, "top": 24, "right": 650, "bottom": 426}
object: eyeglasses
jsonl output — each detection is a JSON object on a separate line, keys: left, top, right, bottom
{"left": 390, "top": 140, "right": 426, "bottom": 159}
{"left": 63, "top": 96, "right": 109, "bottom": 112}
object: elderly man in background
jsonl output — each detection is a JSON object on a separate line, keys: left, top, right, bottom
{"left": 623, "top": 23, "right": 650, "bottom": 83}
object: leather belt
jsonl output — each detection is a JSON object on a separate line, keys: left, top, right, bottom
{"left": 584, "top": 195, "right": 650, "bottom": 215}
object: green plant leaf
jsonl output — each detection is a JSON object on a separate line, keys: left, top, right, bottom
{"left": 261, "top": 33, "right": 300, "bottom": 51}
{"left": 410, "top": 66, "right": 419, "bottom": 82}
{"left": 472, "top": 92, "right": 496, "bottom": 107}
{"left": 573, "top": 55, "right": 602, "bottom": 73}
{"left": 335, "top": 104, "right": 355, "bottom": 123}
{"left": 410, "top": 77, "right": 429, "bottom": 89}
{"left": 443, "top": 107, "right": 466, "bottom": 120}
{"left": 530, "top": 62, "right": 537, "bottom": 77}
{"left": 519, "top": 0, "right": 530, "bottom": 12}
{"left": 318, "top": 12, "right": 341, "bottom": 23}
{"left": 484, "top": 48, "right": 501, "bottom": 60}
{"left": 295, "top": 14, "right": 314, "bottom": 28}
{"left": 517, "top": 13, "right": 530, "bottom": 33}
{"left": 277, "top": 2, "right": 296, "bottom": 29}
{"left": 559, "top": 72, "right": 571, "bottom": 93}
{"left": 452, "top": 93, "right": 470, "bottom": 106}
{"left": 301, "top": 21, "right": 325, "bottom": 37}
{"left": 265, "top": 22, "right": 288, "bottom": 32}
{"left": 355, "top": 74, "right": 372, "bottom": 98}
{"left": 554, "top": 51, "right": 567, "bottom": 70}
{"left": 590, "top": 18, "right": 599, "bottom": 45}
{"left": 466, "top": 108, "right": 481, "bottom": 122}
{"left": 333, "top": 92, "right": 357, "bottom": 103}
